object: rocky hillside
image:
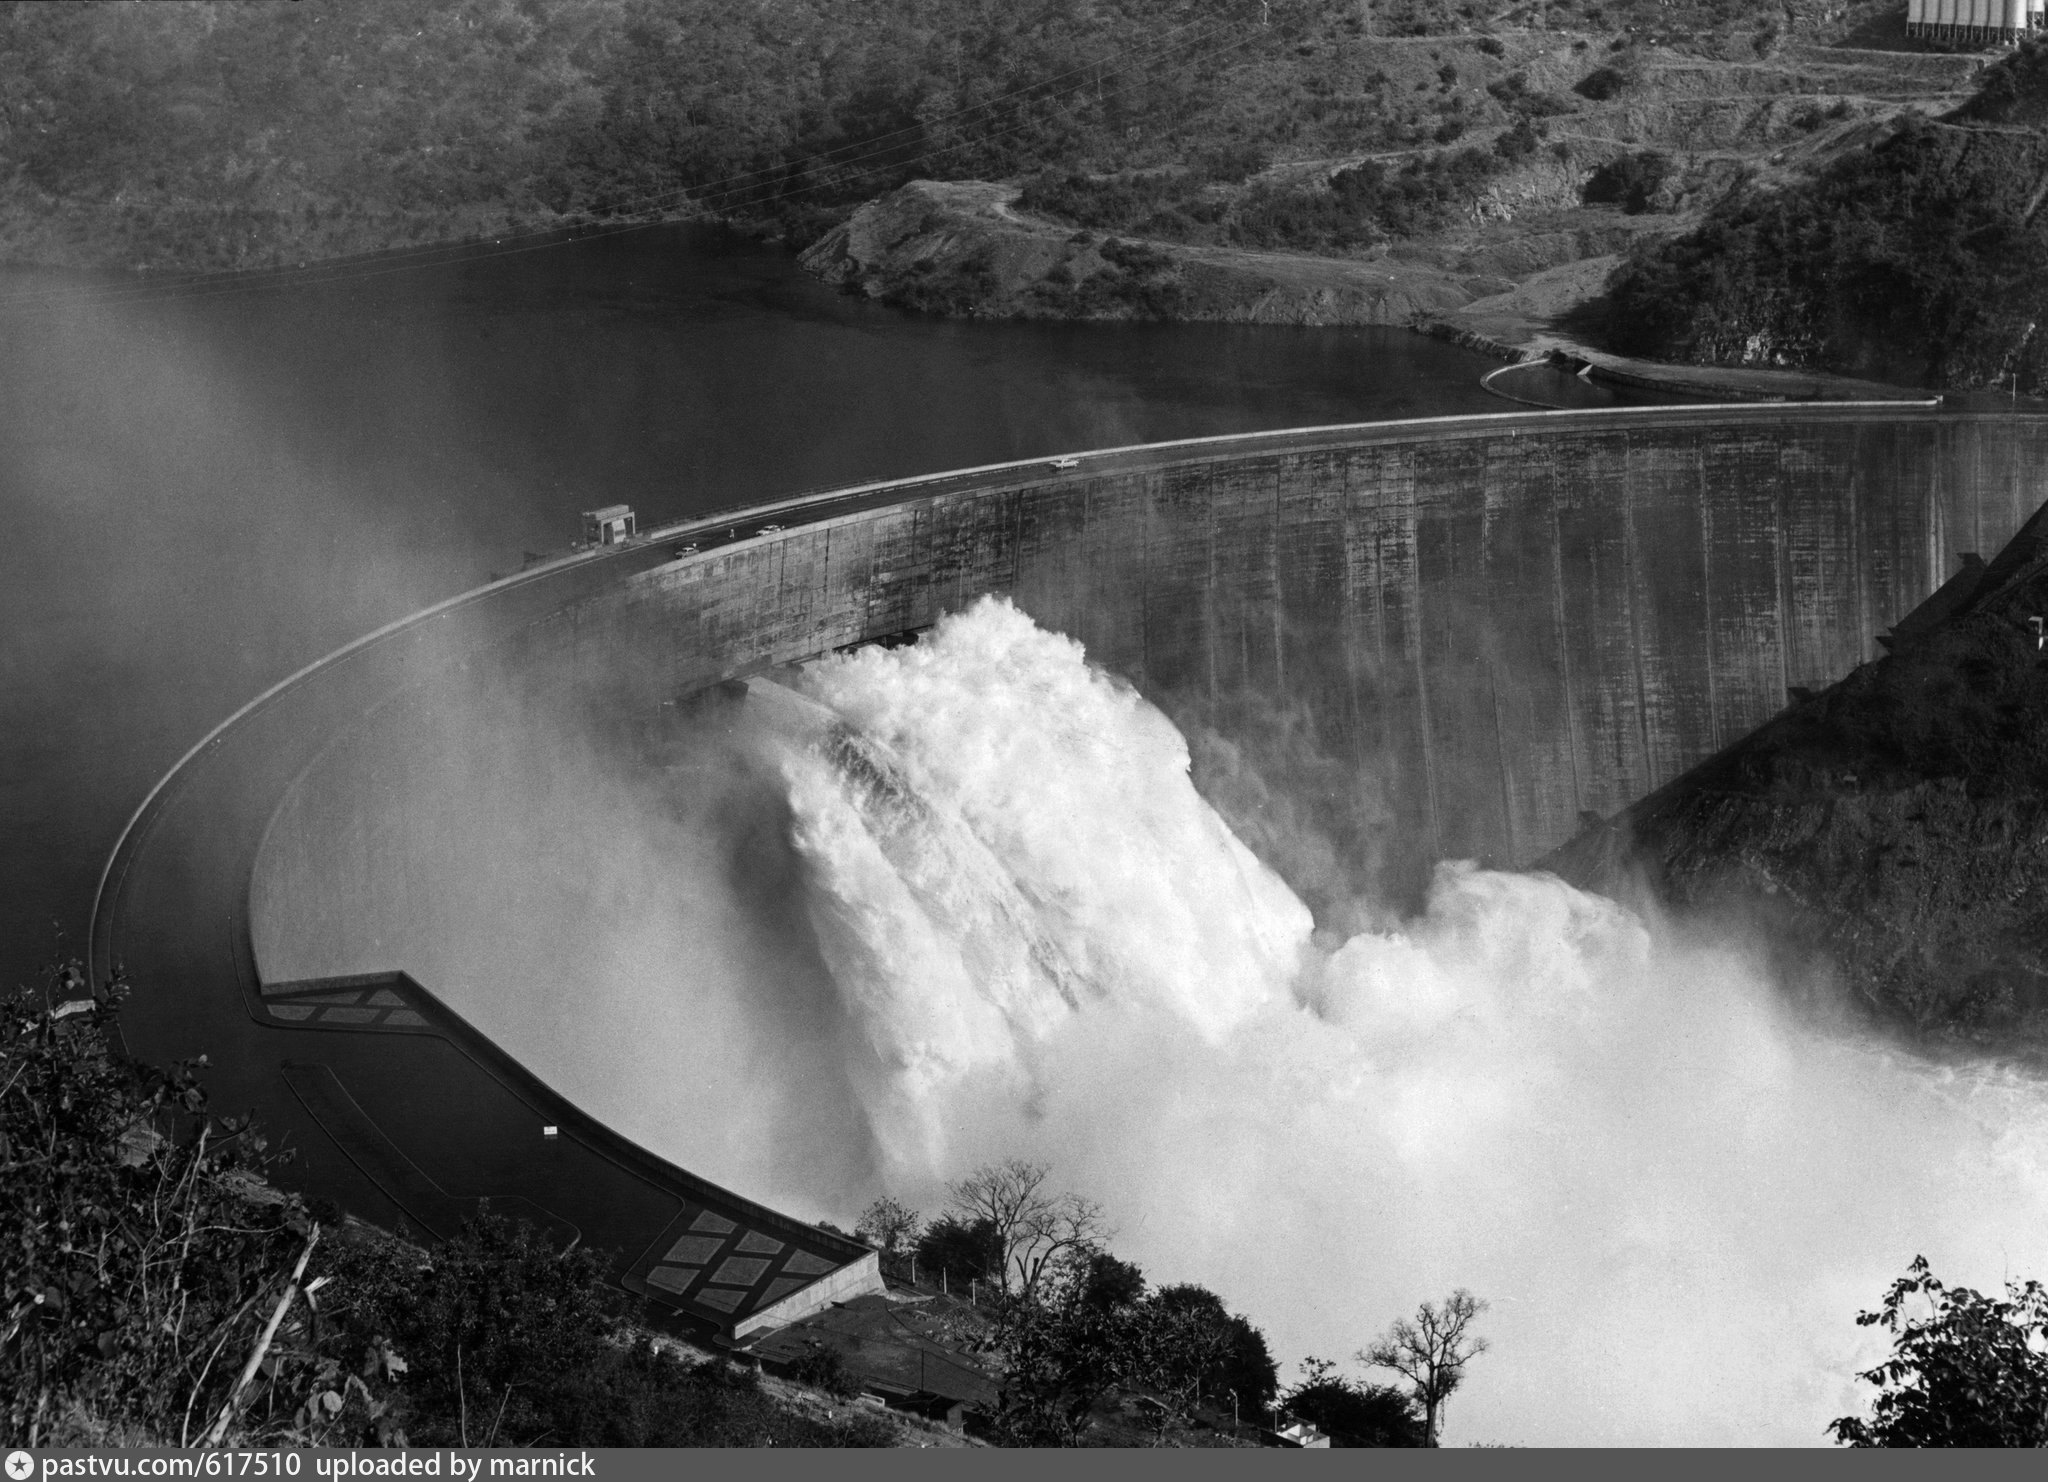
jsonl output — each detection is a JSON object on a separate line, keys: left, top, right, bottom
{"left": 798, "top": 178, "right": 1479, "bottom": 325}
{"left": 796, "top": 24, "right": 1992, "bottom": 351}
{"left": 1601, "top": 42, "right": 2048, "bottom": 394}
{"left": 10, "top": 1, "right": 2040, "bottom": 390}
{"left": 0, "top": 0, "right": 1989, "bottom": 342}
{"left": 1547, "top": 504, "right": 2048, "bottom": 1055}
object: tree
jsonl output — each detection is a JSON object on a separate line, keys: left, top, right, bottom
{"left": 1582, "top": 150, "right": 1672, "bottom": 214}
{"left": 982, "top": 1265, "right": 1134, "bottom": 1446}
{"left": 1283, "top": 1357, "right": 1425, "bottom": 1447}
{"left": 977, "top": 1246, "right": 1281, "bottom": 1446}
{"left": 329, "top": 1204, "right": 621, "bottom": 1446}
{"left": 1125, "top": 1294, "right": 1237, "bottom": 1444}
{"left": 1829, "top": 1256, "right": 2048, "bottom": 1447}
{"left": 1148, "top": 1285, "right": 1278, "bottom": 1418}
{"left": 912, "top": 1215, "right": 1002, "bottom": 1293}
{"left": 853, "top": 1197, "right": 922, "bottom": 1257}
{"left": 1361, "top": 1290, "right": 1488, "bottom": 1446}
{"left": 1077, "top": 1252, "right": 1147, "bottom": 1312}
{"left": 945, "top": 1159, "right": 1107, "bottom": 1298}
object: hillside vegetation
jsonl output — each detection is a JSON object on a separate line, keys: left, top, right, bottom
{"left": 1602, "top": 40, "right": 2048, "bottom": 393}
{"left": 10, "top": 1, "right": 2046, "bottom": 381}
{"left": 0, "top": 1, "right": 1977, "bottom": 280}
{"left": 1550, "top": 506, "right": 2048, "bottom": 1055}
{"left": 0, "top": 965, "right": 920, "bottom": 1448}
{"left": 0, "top": 0, "right": 1592, "bottom": 271}
{"left": 784, "top": 2, "right": 2000, "bottom": 340}
{"left": 4, "top": 962, "right": 1441, "bottom": 1449}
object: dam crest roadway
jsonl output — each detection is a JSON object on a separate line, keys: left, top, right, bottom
{"left": 90, "top": 402, "right": 2048, "bottom": 1340}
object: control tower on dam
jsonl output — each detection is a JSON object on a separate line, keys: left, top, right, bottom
{"left": 94, "top": 403, "right": 2048, "bottom": 1338}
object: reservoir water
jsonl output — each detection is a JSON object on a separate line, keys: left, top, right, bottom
{"left": 0, "top": 223, "right": 1504, "bottom": 998}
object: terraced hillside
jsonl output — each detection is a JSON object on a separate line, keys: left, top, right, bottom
{"left": 1, "top": 1, "right": 2031, "bottom": 387}
{"left": 803, "top": 27, "right": 1996, "bottom": 359}
{"left": 1599, "top": 41, "right": 2048, "bottom": 392}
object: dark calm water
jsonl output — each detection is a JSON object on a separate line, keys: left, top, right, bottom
{"left": 0, "top": 223, "right": 1504, "bottom": 995}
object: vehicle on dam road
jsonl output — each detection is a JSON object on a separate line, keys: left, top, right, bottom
{"left": 1048, "top": 456, "right": 1081, "bottom": 470}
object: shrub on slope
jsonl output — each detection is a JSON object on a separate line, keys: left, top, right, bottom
{"left": 1, "top": 965, "right": 324, "bottom": 1447}
{"left": 1949, "top": 35, "right": 2048, "bottom": 126}
{"left": 1602, "top": 116, "right": 2048, "bottom": 391}
{"left": 0, "top": 963, "right": 904, "bottom": 1448}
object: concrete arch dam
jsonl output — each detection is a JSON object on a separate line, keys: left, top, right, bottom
{"left": 93, "top": 405, "right": 2048, "bottom": 1339}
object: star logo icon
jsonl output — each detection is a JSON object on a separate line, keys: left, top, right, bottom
{"left": 5, "top": 1451, "right": 34, "bottom": 1482}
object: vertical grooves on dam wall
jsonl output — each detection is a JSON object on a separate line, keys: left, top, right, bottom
{"left": 591, "top": 414, "right": 2048, "bottom": 873}
{"left": 249, "top": 410, "right": 2048, "bottom": 991}
{"left": 100, "top": 412, "right": 2048, "bottom": 1343}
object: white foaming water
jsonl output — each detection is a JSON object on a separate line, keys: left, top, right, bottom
{"left": 761, "top": 596, "right": 2048, "bottom": 1446}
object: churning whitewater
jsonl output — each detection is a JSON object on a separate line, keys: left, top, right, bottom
{"left": 750, "top": 595, "right": 2048, "bottom": 1446}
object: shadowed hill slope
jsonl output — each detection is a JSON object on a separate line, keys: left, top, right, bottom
{"left": 1596, "top": 38, "right": 2048, "bottom": 395}
{"left": 1549, "top": 499, "right": 2048, "bottom": 1053}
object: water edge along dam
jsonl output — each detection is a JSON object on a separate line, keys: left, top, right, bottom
{"left": 89, "top": 403, "right": 2048, "bottom": 1340}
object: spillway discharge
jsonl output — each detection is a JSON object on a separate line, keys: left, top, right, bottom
{"left": 743, "top": 595, "right": 2048, "bottom": 1446}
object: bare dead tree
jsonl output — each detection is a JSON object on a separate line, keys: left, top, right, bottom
{"left": 1013, "top": 1192, "right": 1107, "bottom": 1299}
{"left": 1360, "top": 1290, "right": 1489, "bottom": 1446}
{"left": 947, "top": 1158, "right": 1108, "bottom": 1298}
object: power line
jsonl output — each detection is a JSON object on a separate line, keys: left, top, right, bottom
{"left": 0, "top": 10, "right": 1264, "bottom": 317}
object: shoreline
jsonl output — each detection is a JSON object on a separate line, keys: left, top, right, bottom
{"left": 799, "top": 179, "right": 1949, "bottom": 407}
{"left": 0, "top": 196, "right": 1952, "bottom": 411}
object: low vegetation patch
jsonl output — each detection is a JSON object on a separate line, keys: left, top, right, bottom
{"left": 1581, "top": 150, "right": 1673, "bottom": 213}
{"left": 0, "top": 0, "right": 1637, "bottom": 274}
{"left": 5, "top": 965, "right": 316, "bottom": 1446}
{"left": 0, "top": 966, "right": 905, "bottom": 1449}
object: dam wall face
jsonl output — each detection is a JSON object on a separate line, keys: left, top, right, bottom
{"left": 253, "top": 407, "right": 2048, "bottom": 993}
{"left": 76, "top": 402, "right": 2036, "bottom": 1335}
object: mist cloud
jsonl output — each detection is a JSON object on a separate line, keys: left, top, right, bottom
{"left": 759, "top": 594, "right": 2048, "bottom": 1446}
